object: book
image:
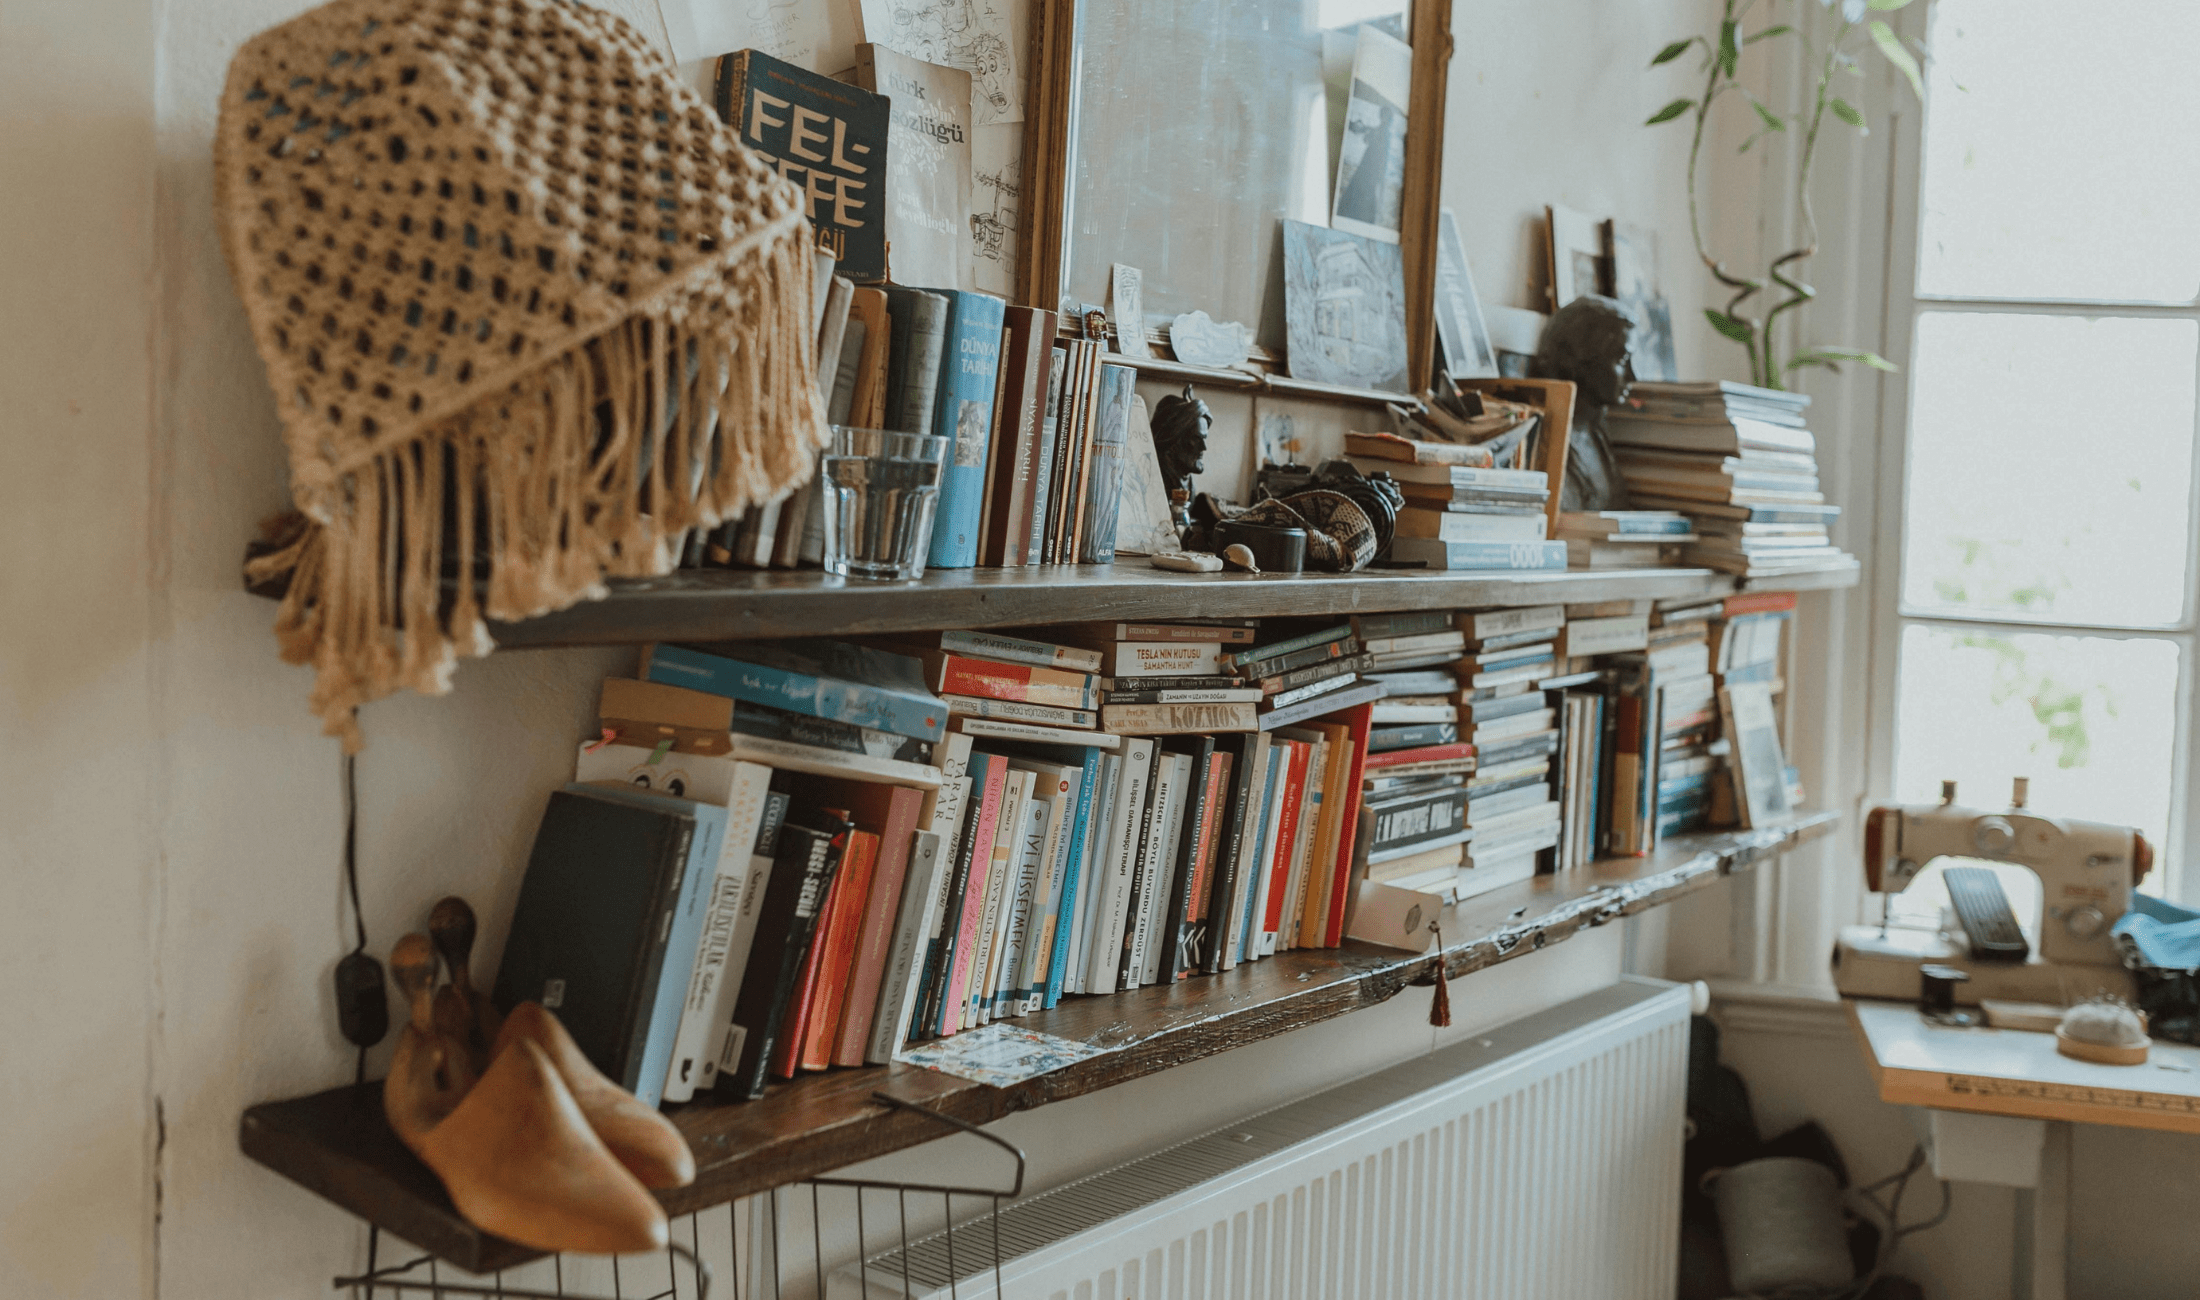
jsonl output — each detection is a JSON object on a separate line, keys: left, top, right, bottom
{"left": 937, "top": 755, "right": 1009, "bottom": 1036}
{"left": 1557, "top": 615, "right": 1651, "bottom": 658}
{"left": 911, "top": 650, "right": 1096, "bottom": 711}
{"left": 927, "top": 628, "right": 1103, "bottom": 674}
{"left": 1040, "top": 746, "right": 1106, "bottom": 1007}
{"left": 1103, "top": 686, "right": 1264, "bottom": 705}
{"left": 1289, "top": 719, "right": 1354, "bottom": 947}
{"left": 819, "top": 783, "right": 927, "bottom": 1065}
{"left": 1344, "top": 430, "right": 1497, "bottom": 467}
{"left": 980, "top": 307, "right": 1060, "bottom": 566}
{"left": 570, "top": 744, "right": 774, "bottom": 1102}
{"left": 883, "top": 288, "right": 950, "bottom": 437}
{"left": 951, "top": 716, "right": 1123, "bottom": 749}
{"left": 868, "top": 829, "right": 946, "bottom": 1063}
{"left": 1226, "top": 624, "right": 1352, "bottom": 670}
{"left": 1460, "top": 605, "right": 1565, "bottom": 642}
{"left": 712, "top": 50, "right": 889, "bottom": 280}
{"left": 1721, "top": 680, "right": 1796, "bottom": 829}
{"left": 1061, "top": 751, "right": 1121, "bottom": 994}
{"left": 1369, "top": 722, "right": 1458, "bottom": 752}
{"left": 1240, "top": 638, "right": 1363, "bottom": 683}
{"left": 1557, "top": 510, "right": 1695, "bottom": 538}
{"left": 791, "top": 827, "right": 878, "bottom": 1073}
{"left": 1392, "top": 508, "right": 1550, "bottom": 543}
{"left": 1078, "top": 362, "right": 1137, "bottom": 563}
{"left": 851, "top": 44, "right": 971, "bottom": 290}
{"left": 1199, "top": 732, "right": 1267, "bottom": 974}
{"left": 1026, "top": 347, "right": 1067, "bottom": 565}
{"left": 643, "top": 641, "right": 946, "bottom": 743}
{"left": 1376, "top": 463, "right": 1550, "bottom": 492}
{"left": 910, "top": 291, "right": 1008, "bottom": 568}
{"left": 493, "top": 786, "right": 727, "bottom": 1109}
{"left": 1156, "top": 738, "right": 1225, "bottom": 980}
{"left": 1121, "top": 751, "right": 1188, "bottom": 988}
{"left": 943, "top": 694, "right": 1098, "bottom": 729}
{"left": 847, "top": 288, "right": 892, "bottom": 428}
{"left": 1102, "top": 700, "right": 1259, "bottom": 734}
{"left": 1258, "top": 679, "right": 1387, "bottom": 731}
{"left": 1387, "top": 538, "right": 1569, "bottom": 571}
{"left": 717, "top": 814, "right": 850, "bottom": 1099}
{"left": 1085, "top": 738, "right": 1156, "bottom": 995}
{"left": 987, "top": 779, "right": 1051, "bottom": 1018}
{"left": 1001, "top": 758, "right": 1077, "bottom": 1010}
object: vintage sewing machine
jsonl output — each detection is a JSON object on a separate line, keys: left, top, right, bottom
{"left": 1833, "top": 779, "right": 2153, "bottom": 1005}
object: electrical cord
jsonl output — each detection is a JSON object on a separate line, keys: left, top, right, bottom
{"left": 1830, "top": 1144, "right": 1953, "bottom": 1300}
{"left": 344, "top": 748, "right": 369, "bottom": 1086}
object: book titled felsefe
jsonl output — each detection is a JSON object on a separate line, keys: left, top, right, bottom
{"left": 713, "top": 50, "right": 888, "bottom": 281}
{"left": 493, "top": 785, "right": 728, "bottom": 1109}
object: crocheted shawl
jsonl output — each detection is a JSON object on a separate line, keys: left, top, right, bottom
{"left": 218, "top": 0, "right": 826, "bottom": 747}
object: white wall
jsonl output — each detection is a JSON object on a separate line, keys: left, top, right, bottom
{"left": 0, "top": 0, "right": 1738, "bottom": 1295}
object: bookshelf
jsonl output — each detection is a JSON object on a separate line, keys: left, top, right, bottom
{"left": 240, "top": 812, "right": 1835, "bottom": 1273}
{"left": 485, "top": 559, "right": 1861, "bottom": 649}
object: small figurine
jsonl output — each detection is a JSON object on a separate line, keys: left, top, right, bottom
{"left": 1530, "top": 294, "right": 1640, "bottom": 513}
{"left": 1150, "top": 384, "right": 1214, "bottom": 533}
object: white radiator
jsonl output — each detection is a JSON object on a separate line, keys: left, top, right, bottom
{"left": 838, "top": 978, "right": 1691, "bottom": 1300}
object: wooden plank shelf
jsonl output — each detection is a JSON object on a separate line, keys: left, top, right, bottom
{"left": 238, "top": 812, "right": 1836, "bottom": 1273}
{"left": 486, "top": 561, "right": 1858, "bottom": 649}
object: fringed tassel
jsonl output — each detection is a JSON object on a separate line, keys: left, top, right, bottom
{"left": 265, "top": 219, "right": 827, "bottom": 750}
{"left": 1428, "top": 925, "right": 1452, "bottom": 1028}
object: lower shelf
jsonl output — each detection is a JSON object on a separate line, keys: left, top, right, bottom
{"left": 239, "top": 812, "right": 1836, "bottom": 1273}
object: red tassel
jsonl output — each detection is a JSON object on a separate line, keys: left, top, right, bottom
{"left": 1429, "top": 925, "right": 1452, "bottom": 1027}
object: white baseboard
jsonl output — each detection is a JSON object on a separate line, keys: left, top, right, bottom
{"left": 1706, "top": 980, "right": 1852, "bottom": 1040}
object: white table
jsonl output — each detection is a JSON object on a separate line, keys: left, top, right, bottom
{"left": 1846, "top": 998, "right": 2200, "bottom": 1300}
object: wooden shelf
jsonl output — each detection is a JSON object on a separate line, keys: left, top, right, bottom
{"left": 238, "top": 812, "right": 1836, "bottom": 1273}
{"left": 487, "top": 561, "right": 1858, "bottom": 649}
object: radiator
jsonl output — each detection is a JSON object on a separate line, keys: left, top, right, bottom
{"left": 838, "top": 978, "right": 1690, "bottom": 1300}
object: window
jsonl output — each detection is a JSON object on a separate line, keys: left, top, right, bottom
{"left": 1881, "top": 0, "right": 2200, "bottom": 887}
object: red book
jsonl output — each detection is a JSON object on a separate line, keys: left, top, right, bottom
{"left": 796, "top": 828, "right": 878, "bottom": 1071}
{"left": 1186, "top": 752, "right": 1233, "bottom": 929}
{"left": 1363, "top": 741, "right": 1476, "bottom": 770}
{"left": 771, "top": 863, "right": 843, "bottom": 1080}
{"left": 1723, "top": 590, "right": 1799, "bottom": 617}
{"left": 1321, "top": 702, "right": 1377, "bottom": 947}
{"left": 1261, "top": 740, "right": 1311, "bottom": 950}
{"left": 833, "top": 785, "right": 926, "bottom": 1065}
{"left": 910, "top": 650, "right": 1096, "bottom": 710}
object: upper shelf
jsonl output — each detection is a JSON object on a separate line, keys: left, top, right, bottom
{"left": 237, "top": 812, "right": 1837, "bottom": 1274}
{"left": 487, "top": 560, "right": 1861, "bottom": 648}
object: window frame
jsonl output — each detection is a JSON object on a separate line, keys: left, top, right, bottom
{"left": 1864, "top": 0, "right": 2200, "bottom": 898}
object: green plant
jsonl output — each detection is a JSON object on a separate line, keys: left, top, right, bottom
{"left": 1646, "top": 0, "right": 1925, "bottom": 390}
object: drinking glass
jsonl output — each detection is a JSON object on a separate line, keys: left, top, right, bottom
{"left": 820, "top": 427, "right": 949, "bottom": 580}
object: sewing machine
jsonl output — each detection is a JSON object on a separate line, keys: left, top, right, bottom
{"left": 1833, "top": 779, "right": 2153, "bottom": 1005}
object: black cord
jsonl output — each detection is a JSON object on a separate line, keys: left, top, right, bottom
{"left": 344, "top": 737, "right": 369, "bottom": 1087}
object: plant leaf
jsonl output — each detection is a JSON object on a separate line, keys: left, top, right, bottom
{"left": 1646, "top": 98, "right": 1694, "bottom": 125}
{"left": 1786, "top": 347, "right": 1898, "bottom": 372}
{"left": 1743, "top": 23, "right": 1794, "bottom": 44}
{"left": 1868, "top": 0, "right": 1916, "bottom": 10}
{"left": 1705, "top": 309, "right": 1757, "bottom": 345}
{"left": 1747, "top": 93, "right": 1787, "bottom": 132}
{"left": 1871, "top": 20, "right": 1925, "bottom": 99}
{"left": 1717, "top": 20, "right": 1740, "bottom": 77}
{"left": 1651, "top": 38, "right": 1694, "bottom": 66}
{"left": 1830, "top": 97, "right": 1867, "bottom": 131}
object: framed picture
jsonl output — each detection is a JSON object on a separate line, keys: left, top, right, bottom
{"left": 1603, "top": 219, "right": 1679, "bottom": 383}
{"left": 1545, "top": 203, "right": 1604, "bottom": 312}
{"left": 1282, "top": 220, "right": 1410, "bottom": 393}
{"left": 1432, "top": 208, "right": 1498, "bottom": 379}
{"left": 1020, "top": 0, "right": 1455, "bottom": 394}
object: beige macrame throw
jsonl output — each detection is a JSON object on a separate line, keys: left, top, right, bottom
{"left": 217, "top": 0, "right": 826, "bottom": 748}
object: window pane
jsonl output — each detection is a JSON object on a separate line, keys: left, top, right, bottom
{"left": 1918, "top": 0, "right": 2200, "bottom": 302}
{"left": 1901, "top": 313, "right": 2196, "bottom": 627}
{"left": 1892, "top": 624, "right": 2178, "bottom": 848}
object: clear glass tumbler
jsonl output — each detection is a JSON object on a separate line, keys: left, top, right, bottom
{"left": 820, "top": 426, "right": 950, "bottom": 580}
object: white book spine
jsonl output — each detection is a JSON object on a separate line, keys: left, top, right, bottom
{"left": 1064, "top": 754, "right": 1121, "bottom": 994}
{"left": 1138, "top": 755, "right": 1192, "bottom": 985}
{"left": 1280, "top": 739, "right": 1329, "bottom": 952}
{"left": 873, "top": 830, "right": 947, "bottom": 1064}
{"left": 1123, "top": 754, "right": 1182, "bottom": 990}
{"left": 965, "top": 770, "right": 1028, "bottom": 1028}
{"left": 1014, "top": 768, "right": 1076, "bottom": 1012}
{"left": 991, "top": 796, "right": 1051, "bottom": 1020}
{"left": 1085, "top": 739, "right": 1153, "bottom": 996}
{"left": 1462, "top": 604, "right": 1564, "bottom": 640}
{"left": 663, "top": 762, "right": 773, "bottom": 1098}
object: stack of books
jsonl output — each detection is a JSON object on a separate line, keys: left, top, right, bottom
{"left": 1346, "top": 432, "right": 1566, "bottom": 573}
{"left": 1453, "top": 606, "right": 1565, "bottom": 893}
{"left": 1554, "top": 510, "right": 1697, "bottom": 570}
{"left": 1221, "top": 622, "right": 1386, "bottom": 731}
{"left": 1607, "top": 380, "right": 1850, "bottom": 578}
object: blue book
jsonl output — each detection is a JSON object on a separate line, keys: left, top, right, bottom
{"left": 1238, "top": 745, "right": 1287, "bottom": 963}
{"left": 494, "top": 785, "right": 726, "bottom": 1109}
{"left": 1044, "top": 745, "right": 1106, "bottom": 1008}
{"left": 921, "top": 290, "right": 1009, "bottom": 568}
{"left": 642, "top": 640, "right": 946, "bottom": 743}
{"left": 1385, "top": 538, "right": 1571, "bottom": 571}
{"left": 1078, "top": 363, "right": 1137, "bottom": 563}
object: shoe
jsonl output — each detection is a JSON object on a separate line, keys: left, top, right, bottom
{"left": 495, "top": 1002, "right": 696, "bottom": 1189}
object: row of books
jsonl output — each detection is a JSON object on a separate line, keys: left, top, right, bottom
{"left": 1610, "top": 380, "right": 1853, "bottom": 578}
{"left": 493, "top": 592, "right": 1806, "bottom": 1112}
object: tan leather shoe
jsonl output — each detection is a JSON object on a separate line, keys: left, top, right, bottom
{"left": 495, "top": 1002, "right": 696, "bottom": 1189}
{"left": 415, "top": 1036, "right": 669, "bottom": 1255}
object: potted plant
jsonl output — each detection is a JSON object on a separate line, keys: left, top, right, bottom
{"left": 1645, "top": 0, "right": 1927, "bottom": 390}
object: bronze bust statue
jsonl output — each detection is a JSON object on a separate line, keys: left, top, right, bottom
{"left": 1530, "top": 294, "right": 1639, "bottom": 512}
{"left": 1150, "top": 384, "right": 1213, "bottom": 532}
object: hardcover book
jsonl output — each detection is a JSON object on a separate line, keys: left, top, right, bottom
{"left": 717, "top": 814, "right": 851, "bottom": 1100}
{"left": 642, "top": 640, "right": 946, "bottom": 743}
{"left": 923, "top": 291, "right": 1009, "bottom": 568}
{"left": 713, "top": 50, "right": 889, "bottom": 281}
